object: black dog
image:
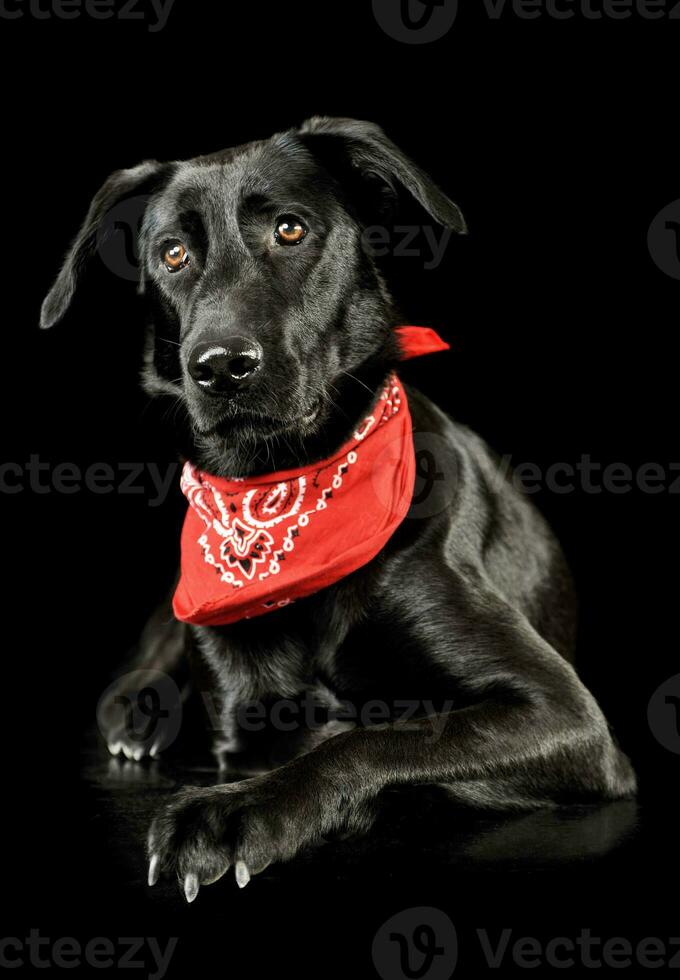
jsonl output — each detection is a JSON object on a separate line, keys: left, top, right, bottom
{"left": 42, "top": 117, "right": 636, "bottom": 901}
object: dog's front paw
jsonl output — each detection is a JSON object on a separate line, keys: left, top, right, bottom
{"left": 147, "top": 772, "right": 323, "bottom": 901}
{"left": 97, "top": 669, "right": 184, "bottom": 762}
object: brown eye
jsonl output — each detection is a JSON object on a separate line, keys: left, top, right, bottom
{"left": 163, "top": 241, "right": 190, "bottom": 272}
{"left": 274, "top": 215, "right": 308, "bottom": 246}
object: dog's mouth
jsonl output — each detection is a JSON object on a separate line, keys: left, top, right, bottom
{"left": 196, "top": 398, "right": 324, "bottom": 439}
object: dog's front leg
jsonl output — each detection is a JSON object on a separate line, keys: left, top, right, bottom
{"left": 147, "top": 594, "right": 635, "bottom": 900}
{"left": 98, "top": 589, "right": 191, "bottom": 761}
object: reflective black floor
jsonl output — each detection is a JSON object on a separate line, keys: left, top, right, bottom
{"left": 83, "top": 743, "right": 642, "bottom": 890}
{"left": 35, "top": 737, "right": 667, "bottom": 977}
{"left": 4, "top": 716, "right": 674, "bottom": 980}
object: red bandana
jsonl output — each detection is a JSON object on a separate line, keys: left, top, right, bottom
{"left": 173, "top": 326, "right": 449, "bottom": 627}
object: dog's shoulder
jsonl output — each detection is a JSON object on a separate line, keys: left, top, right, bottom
{"left": 390, "top": 384, "right": 572, "bottom": 638}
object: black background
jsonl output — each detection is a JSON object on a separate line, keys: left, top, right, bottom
{"left": 4, "top": 1, "right": 680, "bottom": 976}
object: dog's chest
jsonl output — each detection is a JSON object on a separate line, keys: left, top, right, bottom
{"left": 192, "top": 606, "right": 358, "bottom": 772}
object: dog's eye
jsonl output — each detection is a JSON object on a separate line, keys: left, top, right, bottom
{"left": 274, "top": 215, "right": 308, "bottom": 246}
{"left": 163, "top": 241, "right": 190, "bottom": 273}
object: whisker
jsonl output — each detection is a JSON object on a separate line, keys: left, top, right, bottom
{"left": 339, "top": 370, "right": 374, "bottom": 396}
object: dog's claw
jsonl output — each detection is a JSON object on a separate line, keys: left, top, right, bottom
{"left": 235, "top": 861, "right": 250, "bottom": 889}
{"left": 184, "top": 873, "right": 200, "bottom": 903}
{"left": 148, "top": 854, "right": 160, "bottom": 887}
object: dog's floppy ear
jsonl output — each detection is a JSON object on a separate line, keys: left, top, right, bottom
{"left": 298, "top": 116, "right": 467, "bottom": 234}
{"left": 40, "top": 160, "right": 171, "bottom": 329}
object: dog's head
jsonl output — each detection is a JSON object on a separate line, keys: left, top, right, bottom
{"left": 41, "top": 118, "right": 466, "bottom": 476}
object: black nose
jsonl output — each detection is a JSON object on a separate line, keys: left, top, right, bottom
{"left": 188, "top": 338, "right": 263, "bottom": 393}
